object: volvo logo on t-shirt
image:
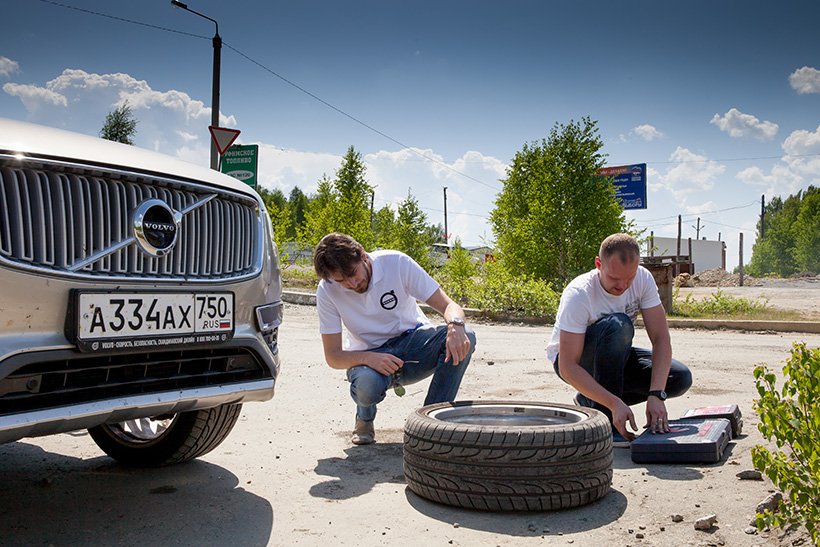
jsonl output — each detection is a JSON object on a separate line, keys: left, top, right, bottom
{"left": 380, "top": 290, "right": 398, "bottom": 310}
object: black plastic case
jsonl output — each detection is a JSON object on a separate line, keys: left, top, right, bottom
{"left": 630, "top": 418, "right": 732, "bottom": 464}
{"left": 679, "top": 405, "right": 743, "bottom": 438}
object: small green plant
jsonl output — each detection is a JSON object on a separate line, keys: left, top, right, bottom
{"left": 752, "top": 342, "right": 820, "bottom": 544}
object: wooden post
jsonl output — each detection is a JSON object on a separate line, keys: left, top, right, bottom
{"left": 688, "top": 237, "right": 693, "bottom": 274}
{"left": 739, "top": 233, "right": 744, "bottom": 287}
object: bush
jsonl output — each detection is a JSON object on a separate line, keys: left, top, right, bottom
{"left": 671, "top": 288, "right": 772, "bottom": 319}
{"left": 752, "top": 342, "right": 820, "bottom": 544}
{"left": 438, "top": 256, "right": 560, "bottom": 320}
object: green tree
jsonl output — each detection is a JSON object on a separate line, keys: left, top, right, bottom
{"left": 392, "top": 190, "right": 432, "bottom": 271}
{"left": 304, "top": 147, "right": 374, "bottom": 247}
{"left": 287, "top": 186, "right": 309, "bottom": 239}
{"left": 793, "top": 189, "right": 820, "bottom": 274}
{"left": 372, "top": 205, "right": 396, "bottom": 249}
{"left": 258, "top": 187, "right": 287, "bottom": 212}
{"left": 748, "top": 187, "right": 820, "bottom": 277}
{"left": 100, "top": 100, "right": 138, "bottom": 145}
{"left": 489, "top": 117, "right": 630, "bottom": 288}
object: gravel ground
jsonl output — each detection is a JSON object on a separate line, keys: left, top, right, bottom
{"left": 676, "top": 270, "right": 820, "bottom": 319}
{"left": 2, "top": 303, "right": 819, "bottom": 546}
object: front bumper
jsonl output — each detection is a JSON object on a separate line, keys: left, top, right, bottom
{"left": 0, "top": 378, "right": 275, "bottom": 444}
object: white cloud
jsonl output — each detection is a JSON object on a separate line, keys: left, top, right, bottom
{"left": 632, "top": 124, "right": 664, "bottom": 141}
{"left": 176, "top": 130, "right": 199, "bottom": 142}
{"left": 656, "top": 147, "right": 725, "bottom": 197}
{"left": 781, "top": 125, "right": 820, "bottom": 182}
{"left": 685, "top": 201, "right": 719, "bottom": 215}
{"left": 2, "top": 68, "right": 236, "bottom": 163}
{"left": 256, "top": 145, "right": 341, "bottom": 194}
{"left": 710, "top": 108, "right": 778, "bottom": 142}
{"left": 2, "top": 82, "right": 67, "bottom": 110}
{"left": 737, "top": 164, "right": 805, "bottom": 197}
{"left": 789, "top": 66, "right": 820, "bottom": 95}
{"left": 0, "top": 56, "right": 20, "bottom": 78}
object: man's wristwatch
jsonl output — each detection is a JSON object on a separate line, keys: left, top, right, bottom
{"left": 648, "top": 390, "right": 667, "bottom": 401}
{"left": 447, "top": 317, "right": 466, "bottom": 327}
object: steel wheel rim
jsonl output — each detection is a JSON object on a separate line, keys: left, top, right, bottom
{"left": 109, "top": 416, "right": 175, "bottom": 443}
{"left": 428, "top": 403, "right": 588, "bottom": 426}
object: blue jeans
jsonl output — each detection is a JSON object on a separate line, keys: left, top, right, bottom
{"left": 553, "top": 313, "right": 692, "bottom": 421}
{"left": 346, "top": 324, "right": 476, "bottom": 422}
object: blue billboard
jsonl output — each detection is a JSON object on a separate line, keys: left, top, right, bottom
{"left": 597, "top": 163, "right": 647, "bottom": 210}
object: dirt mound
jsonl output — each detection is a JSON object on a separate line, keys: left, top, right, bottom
{"left": 690, "top": 267, "right": 758, "bottom": 287}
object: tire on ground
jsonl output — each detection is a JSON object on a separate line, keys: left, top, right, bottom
{"left": 88, "top": 403, "right": 243, "bottom": 467}
{"left": 403, "top": 400, "right": 613, "bottom": 511}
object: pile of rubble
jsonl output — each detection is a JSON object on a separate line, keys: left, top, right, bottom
{"left": 675, "top": 268, "right": 759, "bottom": 287}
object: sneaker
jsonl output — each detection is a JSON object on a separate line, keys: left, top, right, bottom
{"left": 572, "top": 392, "right": 584, "bottom": 406}
{"left": 612, "top": 431, "right": 631, "bottom": 449}
{"left": 352, "top": 418, "right": 375, "bottom": 445}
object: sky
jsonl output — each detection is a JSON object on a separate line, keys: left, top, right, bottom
{"left": 2, "top": 0, "right": 819, "bottom": 271}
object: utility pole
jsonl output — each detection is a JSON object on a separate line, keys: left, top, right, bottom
{"left": 676, "top": 215, "right": 682, "bottom": 276}
{"left": 370, "top": 189, "right": 375, "bottom": 227}
{"left": 739, "top": 233, "right": 744, "bottom": 287}
{"left": 760, "top": 194, "right": 765, "bottom": 238}
{"left": 443, "top": 187, "right": 449, "bottom": 246}
{"left": 171, "top": 1, "right": 222, "bottom": 170}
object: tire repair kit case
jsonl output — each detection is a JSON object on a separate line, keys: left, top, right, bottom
{"left": 630, "top": 404, "right": 742, "bottom": 464}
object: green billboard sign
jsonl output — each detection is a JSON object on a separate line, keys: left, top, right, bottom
{"left": 221, "top": 144, "right": 258, "bottom": 189}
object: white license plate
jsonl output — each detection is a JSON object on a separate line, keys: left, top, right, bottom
{"left": 76, "top": 292, "right": 234, "bottom": 344}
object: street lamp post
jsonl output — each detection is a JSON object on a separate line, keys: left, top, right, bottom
{"left": 171, "top": 0, "right": 221, "bottom": 170}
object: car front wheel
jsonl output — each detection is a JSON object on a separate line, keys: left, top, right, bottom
{"left": 88, "top": 403, "right": 242, "bottom": 467}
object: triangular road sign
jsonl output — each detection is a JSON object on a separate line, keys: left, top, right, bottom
{"left": 209, "top": 126, "right": 241, "bottom": 156}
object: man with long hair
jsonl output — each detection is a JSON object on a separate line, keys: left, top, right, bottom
{"left": 313, "top": 233, "right": 476, "bottom": 445}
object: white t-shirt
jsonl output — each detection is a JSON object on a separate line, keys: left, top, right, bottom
{"left": 316, "top": 250, "right": 440, "bottom": 351}
{"left": 546, "top": 266, "right": 661, "bottom": 363}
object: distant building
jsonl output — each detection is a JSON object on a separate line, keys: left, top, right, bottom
{"left": 430, "top": 243, "right": 495, "bottom": 265}
{"left": 644, "top": 236, "right": 726, "bottom": 273}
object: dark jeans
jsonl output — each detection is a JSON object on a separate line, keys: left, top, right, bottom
{"left": 347, "top": 324, "right": 476, "bottom": 422}
{"left": 553, "top": 313, "right": 692, "bottom": 421}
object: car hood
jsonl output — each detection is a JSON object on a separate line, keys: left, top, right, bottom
{"left": 0, "top": 117, "right": 259, "bottom": 199}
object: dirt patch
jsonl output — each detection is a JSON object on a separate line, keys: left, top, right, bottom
{"left": 687, "top": 267, "right": 760, "bottom": 287}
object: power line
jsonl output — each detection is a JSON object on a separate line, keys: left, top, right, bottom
{"left": 40, "top": 0, "right": 502, "bottom": 192}
{"left": 633, "top": 200, "right": 758, "bottom": 223}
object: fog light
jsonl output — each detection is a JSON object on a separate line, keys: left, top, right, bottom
{"left": 256, "top": 301, "right": 283, "bottom": 354}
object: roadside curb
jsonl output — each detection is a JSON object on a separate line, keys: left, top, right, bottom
{"left": 281, "top": 290, "right": 820, "bottom": 334}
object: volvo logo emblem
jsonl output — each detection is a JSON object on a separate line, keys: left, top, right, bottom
{"left": 133, "top": 199, "right": 182, "bottom": 257}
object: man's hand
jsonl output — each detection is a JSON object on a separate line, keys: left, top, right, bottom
{"left": 445, "top": 323, "right": 471, "bottom": 365}
{"left": 645, "top": 396, "right": 670, "bottom": 434}
{"left": 612, "top": 399, "right": 638, "bottom": 441}
{"left": 363, "top": 352, "right": 404, "bottom": 376}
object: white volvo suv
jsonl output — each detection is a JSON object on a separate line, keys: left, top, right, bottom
{"left": 0, "top": 118, "right": 282, "bottom": 466}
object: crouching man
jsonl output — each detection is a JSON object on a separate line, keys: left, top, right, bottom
{"left": 547, "top": 233, "right": 692, "bottom": 447}
{"left": 314, "top": 233, "right": 476, "bottom": 445}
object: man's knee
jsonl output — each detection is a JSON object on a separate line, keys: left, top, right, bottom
{"left": 596, "top": 313, "right": 634, "bottom": 342}
{"left": 347, "top": 366, "right": 387, "bottom": 407}
{"left": 667, "top": 362, "right": 693, "bottom": 398}
{"left": 464, "top": 326, "right": 477, "bottom": 359}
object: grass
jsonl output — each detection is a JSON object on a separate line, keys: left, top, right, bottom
{"left": 670, "top": 288, "right": 805, "bottom": 321}
{"left": 280, "top": 259, "right": 320, "bottom": 289}
{"left": 279, "top": 266, "right": 810, "bottom": 322}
